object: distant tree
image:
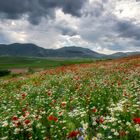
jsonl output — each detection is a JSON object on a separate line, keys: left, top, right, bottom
{"left": 0, "top": 70, "right": 11, "bottom": 77}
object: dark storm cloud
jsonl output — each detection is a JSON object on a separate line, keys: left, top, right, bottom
{"left": 39, "top": 0, "right": 87, "bottom": 17}
{"left": 61, "top": 27, "right": 77, "bottom": 36}
{"left": 0, "top": 0, "right": 87, "bottom": 25}
{"left": 116, "top": 20, "right": 140, "bottom": 40}
{"left": 55, "top": 23, "right": 77, "bottom": 36}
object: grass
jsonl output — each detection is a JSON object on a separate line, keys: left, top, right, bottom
{"left": 0, "top": 56, "right": 140, "bottom": 140}
{"left": 0, "top": 56, "right": 95, "bottom": 69}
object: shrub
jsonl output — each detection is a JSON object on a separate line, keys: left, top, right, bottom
{"left": 0, "top": 69, "right": 11, "bottom": 77}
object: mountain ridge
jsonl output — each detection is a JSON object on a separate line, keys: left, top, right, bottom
{"left": 0, "top": 43, "right": 139, "bottom": 58}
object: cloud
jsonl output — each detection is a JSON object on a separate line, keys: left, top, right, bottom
{"left": 76, "top": 0, "right": 140, "bottom": 53}
{"left": 0, "top": 0, "right": 88, "bottom": 25}
{"left": 115, "top": 20, "right": 140, "bottom": 40}
{"left": 0, "top": 0, "right": 140, "bottom": 54}
{"left": 55, "top": 21, "right": 77, "bottom": 36}
{"left": 58, "top": 26, "right": 77, "bottom": 36}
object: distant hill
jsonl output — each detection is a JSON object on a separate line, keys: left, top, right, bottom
{"left": 0, "top": 43, "right": 139, "bottom": 58}
{"left": 50, "top": 46, "right": 106, "bottom": 58}
{"left": 0, "top": 43, "right": 47, "bottom": 57}
{"left": 0, "top": 43, "right": 105, "bottom": 58}
{"left": 107, "top": 52, "right": 140, "bottom": 58}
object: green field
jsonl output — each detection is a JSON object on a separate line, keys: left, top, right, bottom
{"left": 0, "top": 56, "right": 140, "bottom": 140}
{"left": 0, "top": 57, "right": 95, "bottom": 70}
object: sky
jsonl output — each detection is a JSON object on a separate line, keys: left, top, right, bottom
{"left": 0, "top": 0, "right": 140, "bottom": 54}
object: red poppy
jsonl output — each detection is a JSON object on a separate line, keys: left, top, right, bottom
{"left": 48, "top": 115, "right": 58, "bottom": 122}
{"left": 16, "top": 122, "right": 21, "bottom": 128}
{"left": 12, "top": 116, "right": 18, "bottom": 121}
{"left": 133, "top": 118, "right": 140, "bottom": 124}
{"left": 21, "top": 93, "right": 26, "bottom": 99}
{"left": 96, "top": 117, "right": 104, "bottom": 124}
{"left": 99, "top": 117, "right": 104, "bottom": 123}
{"left": 24, "top": 120, "right": 31, "bottom": 124}
{"left": 67, "top": 130, "right": 80, "bottom": 139}
{"left": 23, "top": 114, "right": 26, "bottom": 117}
{"left": 47, "top": 91, "right": 52, "bottom": 96}
{"left": 53, "top": 117, "right": 58, "bottom": 122}
{"left": 52, "top": 100, "right": 56, "bottom": 103}
{"left": 48, "top": 115, "right": 54, "bottom": 121}
{"left": 92, "top": 108, "right": 97, "bottom": 113}
{"left": 123, "top": 93, "right": 127, "bottom": 96}
{"left": 61, "top": 102, "right": 66, "bottom": 107}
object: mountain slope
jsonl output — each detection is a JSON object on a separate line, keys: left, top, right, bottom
{"left": 0, "top": 43, "right": 105, "bottom": 58}
{"left": 0, "top": 43, "right": 47, "bottom": 57}
{"left": 0, "top": 43, "right": 139, "bottom": 58}
{"left": 54, "top": 46, "right": 106, "bottom": 58}
{"left": 107, "top": 52, "right": 140, "bottom": 58}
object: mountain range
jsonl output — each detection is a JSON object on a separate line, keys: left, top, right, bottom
{"left": 0, "top": 43, "right": 139, "bottom": 58}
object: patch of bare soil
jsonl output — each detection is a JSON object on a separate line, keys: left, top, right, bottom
{"left": 9, "top": 68, "right": 28, "bottom": 74}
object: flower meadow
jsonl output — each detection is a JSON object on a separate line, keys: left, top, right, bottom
{"left": 0, "top": 56, "right": 140, "bottom": 140}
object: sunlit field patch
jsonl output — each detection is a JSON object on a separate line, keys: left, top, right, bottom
{"left": 0, "top": 56, "right": 140, "bottom": 140}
